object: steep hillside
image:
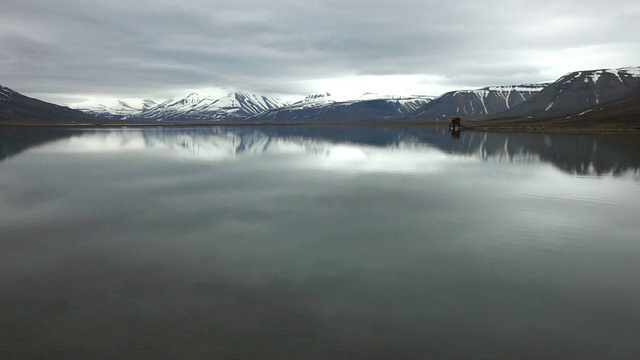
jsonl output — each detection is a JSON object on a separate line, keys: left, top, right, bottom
{"left": 494, "top": 87, "right": 640, "bottom": 130}
{"left": 413, "top": 84, "right": 546, "bottom": 120}
{"left": 491, "top": 66, "right": 640, "bottom": 120}
{"left": 0, "top": 85, "right": 94, "bottom": 123}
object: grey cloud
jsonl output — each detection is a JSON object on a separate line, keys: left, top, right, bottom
{"left": 1, "top": 0, "right": 639, "bottom": 102}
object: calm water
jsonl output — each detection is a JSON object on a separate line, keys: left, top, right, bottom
{"left": 1, "top": 126, "right": 640, "bottom": 359}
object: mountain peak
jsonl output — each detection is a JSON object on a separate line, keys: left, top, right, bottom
{"left": 136, "top": 91, "right": 286, "bottom": 121}
{"left": 117, "top": 100, "right": 134, "bottom": 108}
{"left": 301, "top": 92, "right": 332, "bottom": 103}
{"left": 184, "top": 92, "right": 199, "bottom": 103}
{"left": 230, "top": 91, "right": 256, "bottom": 98}
{"left": 359, "top": 92, "right": 382, "bottom": 100}
{"left": 142, "top": 99, "right": 157, "bottom": 110}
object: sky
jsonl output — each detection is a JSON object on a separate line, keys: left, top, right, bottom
{"left": 1, "top": 0, "right": 639, "bottom": 106}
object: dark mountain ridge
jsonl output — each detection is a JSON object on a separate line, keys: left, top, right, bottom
{"left": 413, "top": 84, "right": 547, "bottom": 120}
{"left": 1, "top": 85, "right": 93, "bottom": 123}
{"left": 487, "top": 67, "right": 640, "bottom": 120}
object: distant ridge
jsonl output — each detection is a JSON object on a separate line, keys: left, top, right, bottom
{"left": 75, "top": 99, "right": 157, "bottom": 119}
{"left": 135, "top": 92, "right": 287, "bottom": 121}
{"left": 247, "top": 94, "right": 435, "bottom": 122}
{"left": 3, "top": 64, "right": 639, "bottom": 129}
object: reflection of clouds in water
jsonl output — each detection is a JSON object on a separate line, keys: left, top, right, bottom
{"left": 22, "top": 127, "right": 640, "bottom": 179}
{"left": 31, "top": 129, "right": 476, "bottom": 175}
{"left": 3, "top": 127, "right": 640, "bottom": 360}
{"left": 37, "top": 131, "right": 150, "bottom": 152}
{"left": 325, "top": 145, "right": 368, "bottom": 161}
{"left": 318, "top": 144, "right": 474, "bottom": 176}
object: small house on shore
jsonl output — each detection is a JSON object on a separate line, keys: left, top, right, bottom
{"left": 449, "top": 117, "right": 461, "bottom": 130}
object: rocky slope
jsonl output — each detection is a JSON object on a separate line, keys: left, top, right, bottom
{"left": 412, "top": 84, "right": 547, "bottom": 120}
{"left": 0, "top": 85, "right": 94, "bottom": 123}
{"left": 489, "top": 66, "right": 640, "bottom": 120}
{"left": 475, "top": 87, "right": 640, "bottom": 130}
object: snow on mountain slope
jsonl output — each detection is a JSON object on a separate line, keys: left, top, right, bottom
{"left": 345, "top": 93, "right": 436, "bottom": 114}
{"left": 300, "top": 92, "right": 334, "bottom": 104}
{"left": 201, "top": 92, "right": 287, "bottom": 115}
{"left": 248, "top": 93, "right": 434, "bottom": 122}
{"left": 414, "top": 83, "right": 548, "bottom": 119}
{"left": 492, "top": 65, "right": 640, "bottom": 119}
{"left": 0, "top": 85, "right": 17, "bottom": 100}
{"left": 75, "top": 100, "right": 139, "bottom": 117}
{"left": 563, "top": 66, "right": 640, "bottom": 86}
{"left": 268, "top": 92, "right": 337, "bottom": 112}
{"left": 139, "top": 92, "right": 288, "bottom": 121}
{"left": 142, "top": 100, "right": 158, "bottom": 110}
{"left": 72, "top": 99, "right": 159, "bottom": 119}
{"left": 355, "top": 94, "right": 436, "bottom": 114}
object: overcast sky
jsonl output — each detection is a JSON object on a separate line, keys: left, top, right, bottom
{"left": 1, "top": 0, "right": 639, "bottom": 105}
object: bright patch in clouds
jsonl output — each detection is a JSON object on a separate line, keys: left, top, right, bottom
{"left": 302, "top": 74, "right": 449, "bottom": 101}
{"left": 0, "top": 0, "right": 638, "bottom": 105}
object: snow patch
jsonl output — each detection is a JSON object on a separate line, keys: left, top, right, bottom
{"left": 545, "top": 102, "right": 554, "bottom": 111}
{"left": 619, "top": 66, "right": 640, "bottom": 77}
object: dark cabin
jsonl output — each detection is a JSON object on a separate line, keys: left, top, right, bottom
{"left": 449, "top": 117, "right": 461, "bottom": 131}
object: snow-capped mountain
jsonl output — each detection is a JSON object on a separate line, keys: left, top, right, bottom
{"left": 361, "top": 94, "right": 436, "bottom": 115}
{"left": 492, "top": 66, "right": 640, "bottom": 119}
{"left": 141, "top": 99, "right": 158, "bottom": 111}
{"left": 72, "top": 99, "right": 159, "bottom": 119}
{"left": 138, "top": 92, "right": 288, "bottom": 121}
{"left": 248, "top": 93, "right": 434, "bottom": 122}
{"left": 138, "top": 92, "right": 209, "bottom": 119}
{"left": 413, "top": 84, "right": 548, "bottom": 120}
{"left": 299, "top": 92, "right": 334, "bottom": 104}
{"left": 75, "top": 100, "right": 139, "bottom": 119}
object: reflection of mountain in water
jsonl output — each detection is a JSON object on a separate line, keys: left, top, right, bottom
{"left": 1, "top": 126, "right": 639, "bottom": 178}
{"left": 448, "top": 132, "right": 640, "bottom": 177}
{"left": 0, "top": 127, "right": 81, "bottom": 163}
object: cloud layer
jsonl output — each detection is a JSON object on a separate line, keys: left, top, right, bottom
{"left": 1, "top": 0, "right": 639, "bottom": 104}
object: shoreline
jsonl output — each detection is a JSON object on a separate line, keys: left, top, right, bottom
{"left": 2, "top": 120, "right": 640, "bottom": 134}
{"left": 463, "top": 125, "right": 640, "bottom": 134}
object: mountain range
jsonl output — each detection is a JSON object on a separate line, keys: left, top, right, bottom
{"left": 1, "top": 65, "right": 639, "bottom": 127}
{"left": 246, "top": 92, "right": 435, "bottom": 122}
{"left": 73, "top": 91, "right": 435, "bottom": 123}
{"left": 138, "top": 92, "right": 288, "bottom": 121}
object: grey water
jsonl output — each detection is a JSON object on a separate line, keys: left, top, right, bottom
{"left": 1, "top": 126, "right": 640, "bottom": 359}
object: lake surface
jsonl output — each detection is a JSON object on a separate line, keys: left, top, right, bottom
{"left": 1, "top": 125, "right": 640, "bottom": 359}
